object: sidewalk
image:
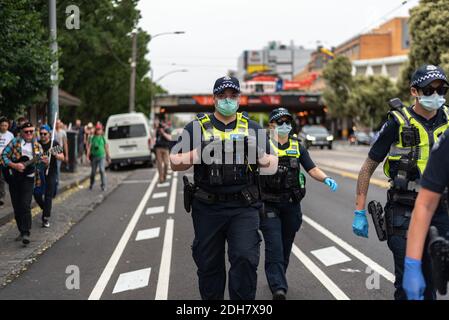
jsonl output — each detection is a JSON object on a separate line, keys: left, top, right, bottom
{"left": 0, "top": 164, "right": 92, "bottom": 227}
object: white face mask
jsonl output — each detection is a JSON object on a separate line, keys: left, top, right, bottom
{"left": 418, "top": 93, "right": 446, "bottom": 111}
{"left": 275, "top": 123, "right": 292, "bottom": 137}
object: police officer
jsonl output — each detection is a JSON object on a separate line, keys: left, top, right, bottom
{"left": 403, "top": 128, "right": 449, "bottom": 299}
{"left": 352, "top": 65, "right": 449, "bottom": 300}
{"left": 170, "top": 76, "right": 278, "bottom": 300}
{"left": 260, "top": 108, "right": 338, "bottom": 300}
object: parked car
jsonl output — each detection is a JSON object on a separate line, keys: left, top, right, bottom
{"left": 354, "top": 131, "right": 372, "bottom": 145}
{"left": 299, "top": 125, "right": 334, "bottom": 150}
{"left": 105, "top": 112, "right": 154, "bottom": 170}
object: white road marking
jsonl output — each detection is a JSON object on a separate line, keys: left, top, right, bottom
{"left": 311, "top": 246, "right": 352, "bottom": 267}
{"left": 157, "top": 182, "right": 170, "bottom": 188}
{"left": 136, "top": 228, "right": 160, "bottom": 241}
{"left": 303, "top": 215, "right": 395, "bottom": 283}
{"left": 173, "top": 172, "right": 178, "bottom": 178}
{"left": 153, "top": 192, "right": 168, "bottom": 199}
{"left": 146, "top": 206, "right": 165, "bottom": 215}
{"left": 122, "top": 180, "right": 153, "bottom": 184}
{"left": 168, "top": 178, "right": 178, "bottom": 214}
{"left": 155, "top": 218, "right": 175, "bottom": 300}
{"left": 292, "top": 245, "right": 350, "bottom": 300}
{"left": 88, "top": 172, "right": 159, "bottom": 300}
{"left": 112, "top": 268, "right": 151, "bottom": 294}
{"left": 340, "top": 268, "right": 361, "bottom": 273}
{"left": 166, "top": 175, "right": 172, "bottom": 180}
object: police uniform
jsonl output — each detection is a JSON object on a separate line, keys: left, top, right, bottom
{"left": 259, "top": 131, "right": 315, "bottom": 297}
{"left": 174, "top": 76, "right": 268, "bottom": 300}
{"left": 368, "top": 67, "right": 449, "bottom": 300}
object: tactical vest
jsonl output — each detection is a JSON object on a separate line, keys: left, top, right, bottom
{"left": 194, "top": 112, "right": 254, "bottom": 187}
{"left": 261, "top": 135, "right": 302, "bottom": 198}
{"left": 384, "top": 106, "right": 449, "bottom": 181}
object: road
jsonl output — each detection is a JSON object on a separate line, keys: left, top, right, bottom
{"left": 0, "top": 145, "right": 405, "bottom": 300}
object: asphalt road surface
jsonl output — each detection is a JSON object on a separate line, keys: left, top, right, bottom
{"left": 0, "top": 162, "right": 412, "bottom": 300}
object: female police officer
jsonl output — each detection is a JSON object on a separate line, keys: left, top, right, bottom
{"left": 404, "top": 128, "right": 449, "bottom": 300}
{"left": 259, "top": 108, "right": 338, "bottom": 300}
{"left": 170, "top": 76, "right": 278, "bottom": 300}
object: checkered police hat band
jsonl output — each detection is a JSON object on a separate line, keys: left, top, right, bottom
{"left": 271, "top": 111, "right": 291, "bottom": 121}
{"left": 411, "top": 72, "right": 448, "bottom": 87}
{"left": 213, "top": 83, "right": 240, "bottom": 94}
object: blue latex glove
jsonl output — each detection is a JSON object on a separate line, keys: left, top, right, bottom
{"left": 352, "top": 210, "right": 369, "bottom": 238}
{"left": 324, "top": 177, "right": 338, "bottom": 192}
{"left": 403, "top": 257, "right": 425, "bottom": 300}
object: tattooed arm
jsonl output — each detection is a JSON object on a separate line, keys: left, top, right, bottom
{"left": 355, "top": 157, "right": 381, "bottom": 210}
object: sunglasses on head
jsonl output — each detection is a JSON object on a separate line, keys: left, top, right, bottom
{"left": 420, "top": 85, "right": 449, "bottom": 96}
{"left": 275, "top": 119, "right": 291, "bottom": 126}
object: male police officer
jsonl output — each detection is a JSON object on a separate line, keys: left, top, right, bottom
{"left": 404, "top": 128, "right": 449, "bottom": 299}
{"left": 170, "top": 76, "right": 277, "bottom": 300}
{"left": 352, "top": 65, "right": 449, "bottom": 300}
{"left": 260, "top": 108, "right": 338, "bottom": 300}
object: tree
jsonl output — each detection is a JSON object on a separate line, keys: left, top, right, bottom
{"left": 0, "top": 0, "right": 52, "bottom": 118}
{"left": 322, "top": 55, "right": 353, "bottom": 119}
{"left": 398, "top": 0, "right": 449, "bottom": 99}
{"left": 38, "top": 0, "right": 159, "bottom": 124}
{"left": 347, "top": 75, "right": 398, "bottom": 130}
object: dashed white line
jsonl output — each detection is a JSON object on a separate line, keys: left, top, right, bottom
{"left": 157, "top": 182, "right": 170, "bottom": 188}
{"left": 145, "top": 206, "right": 165, "bottom": 215}
{"left": 292, "top": 245, "right": 350, "bottom": 300}
{"left": 88, "top": 172, "right": 159, "bottom": 300}
{"left": 122, "top": 180, "right": 153, "bottom": 184}
{"left": 303, "top": 215, "right": 395, "bottom": 283}
{"left": 153, "top": 192, "right": 168, "bottom": 199}
{"left": 168, "top": 178, "right": 178, "bottom": 214}
{"left": 136, "top": 228, "right": 161, "bottom": 241}
{"left": 311, "top": 246, "right": 352, "bottom": 267}
{"left": 112, "top": 268, "right": 151, "bottom": 294}
{"left": 155, "top": 218, "right": 175, "bottom": 300}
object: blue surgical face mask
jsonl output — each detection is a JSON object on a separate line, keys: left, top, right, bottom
{"left": 216, "top": 98, "right": 239, "bottom": 116}
{"left": 418, "top": 93, "right": 446, "bottom": 111}
{"left": 276, "top": 123, "right": 292, "bottom": 137}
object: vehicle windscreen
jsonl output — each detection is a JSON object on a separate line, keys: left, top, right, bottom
{"left": 304, "top": 127, "right": 329, "bottom": 134}
{"left": 108, "top": 124, "right": 147, "bottom": 140}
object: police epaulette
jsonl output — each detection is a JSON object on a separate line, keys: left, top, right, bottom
{"left": 196, "top": 113, "right": 207, "bottom": 121}
{"left": 291, "top": 134, "right": 302, "bottom": 142}
{"left": 240, "top": 111, "right": 249, "bottom": 120}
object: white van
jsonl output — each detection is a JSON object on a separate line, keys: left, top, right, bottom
{"left": 105, "top": 112, "right": 154, "bottom": 169}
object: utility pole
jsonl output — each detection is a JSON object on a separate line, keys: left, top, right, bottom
{"left": 48, "top": 0, "right": 59, "bottom": 127}
{"left": 129, "top": 30, "right": 138, "bottom": 112}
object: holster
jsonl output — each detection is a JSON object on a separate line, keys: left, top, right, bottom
{"left": 387, "top": 189, "right": 417, "bottom": 207}
{"left": 259, "top": 202, "right": 279, "bottom": 219}
{"left": 183, "top": 176, "right": 195, "bottom": 213}
{"left": 368, "top": 201, "right": 387, "bottom": 241}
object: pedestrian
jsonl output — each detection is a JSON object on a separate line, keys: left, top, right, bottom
{"left": 73, "top": 119, "right": 85, "bottom": 164}
{"left": 352, "top": 64, "right": 449, "bottom": 300}
{"left": 403, "top": 128, "right": 449, "bottom": 300}
{"left": 33, "top": 125, "right": 65, "bottom": 228}
{"left": 87, "top": 123, "right": 111, "bottom": 191}
{"left": 170, "top": 76, "right": 278, "bottom": 300}
{"left": 54, "top": 119, "right": 69, "bottom": 197}
{"left": 259, "top": 108, "right": 338, "bottom": 300}
{"left": 84, "top": 122, "right": 94, "bottom": 162}
{"left": 154, "top": 115, "right": 172, "bottom": 183}
{"left": 0, "top": 117, "right": 14, "bottom": 207}
{"left": 1, "top": 122, "right": 48, "bottom": 246}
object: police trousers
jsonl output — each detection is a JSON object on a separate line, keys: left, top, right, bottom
{"left": 191, "top": 198, "right": 261, "bottom": 300}
{"left": 259, "top": 201, "right": 303, "bottom": 293}
{"left": 385, "top": 201, "right": 449, "bottom": 300}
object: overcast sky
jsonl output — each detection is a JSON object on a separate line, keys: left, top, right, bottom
{"left": 137, "top": 0, "right": 418, "bottom": 94}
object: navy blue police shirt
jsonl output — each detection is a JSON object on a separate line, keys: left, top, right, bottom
{"left": 173, "top": 113, "right": 271, "bottom": 195}
{"left": 421, "top": 129, "right": 449, "bottom": 194}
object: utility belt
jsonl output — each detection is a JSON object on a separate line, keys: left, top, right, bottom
{"left": 182, "top": 175, "right": 260, "bottom": 211}
{"left": 261, "top": 188, "right": 304, "bottom": 203}
{"left": 387, "top": 189, "right": 417, "bottom": 207}
{"left": 259, "top": 203, "right": 279, "bottom": 219}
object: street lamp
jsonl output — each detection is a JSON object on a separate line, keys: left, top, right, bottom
{"left": 150, "top": 69, "right": 188, "bottom": 122}
{"left": 129, "top": 30, "right": 185, "bottom": 113}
